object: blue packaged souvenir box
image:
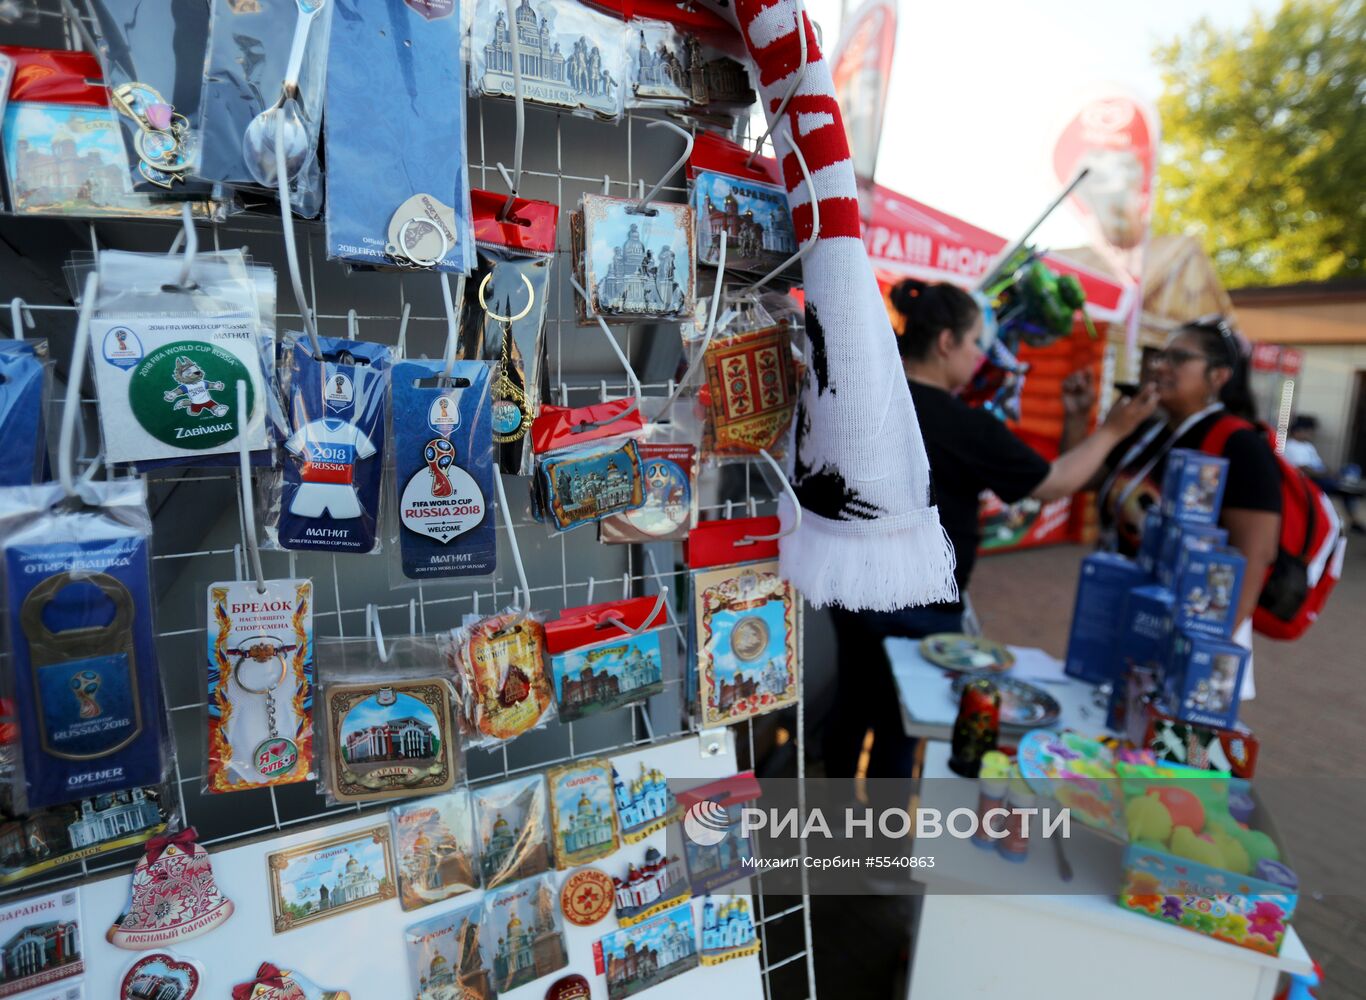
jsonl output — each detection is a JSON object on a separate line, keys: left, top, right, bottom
{"left": 1136, "top": 507, "right": 1166, "bottom": 578}
{"left": 1156, "top": 521, "right": 1228, "bottom": 590}
{"left": 1065, "top": 552, "right": 1146, "bottom": 684}
{"left": 1171, "top": 546, "right": 1246, "bottom": 640}
{"left": 1113, "top": 584, "right": 1174, "bottom": 689}
{"left": 1160, "top": 448, "right": 1228, "bottom": 527}
{"left": 1166, "top": 631, "right": 1249, "bottom": 729}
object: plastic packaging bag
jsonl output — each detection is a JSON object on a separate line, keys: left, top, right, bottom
{"left": 325, "top": 0, "right": 472, "bottom": 269}
{"left": 264, "top": 334, "right": 390, "bottom": 553}
{"left": 701, "top": 296, "right": 798, "bottom": 459}
{"left": 599, "top": 396, "right": 700, "bottom": 543}
{"left": 468, "top": 0, "right": 628, "bottom": 122}
{"left": 197, "top": 0, "right": 333, "bottom": 215}
{"left": 530, "top": 399, "right": 647, "bottom": 533}
{"left": 85, "top": 249, "right": 271, "bottom": 468}
{"left": 82, "top": 0, "right": 214, "bottom": 193}
{"left": 472, "top": 773, "right": 551, "bottom": 889}
{"left": 315, "top": 634, "right": 463, "bottom": 805}
{"left": 572, "top": 193, "right": 697, "bottom": 323}
{"left": 544, "top": 595, "right": 672, "bottom": 722}
{"left": 204, "top": 578, "right": 315, "bottom": 793}
{"left": 0, "top": 480, "right": 172, "bottom": 811}
{"left": 459, "top": 189, "right": 558, "bottom": 475}
{"left": 689, "top": 132, "right": 798, "bottom": 277}
{"left": 390, "top": 787, "right": 480, "bottom": 910}
{"left": 627, "top": 19, "right": 697, "bottom": 108}
{"left": 445, "top": 607, "right": 554, "bottom": 749}
{"left": 391, "top": 359, "right": 496, "bottom": 582}
{"left": 0, "top": 339, "right": 50, "bottom": 487}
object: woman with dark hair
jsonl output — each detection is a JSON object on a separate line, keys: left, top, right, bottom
{"left": 822, "top": 278, "right": 1157, "bottom": 779}
{"left": 1098, "top": 316, "right": 1282, "bottom": 636}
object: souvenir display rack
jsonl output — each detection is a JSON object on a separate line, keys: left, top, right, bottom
{"left": 0, "top": 4, "right": 819, "bottom": 998}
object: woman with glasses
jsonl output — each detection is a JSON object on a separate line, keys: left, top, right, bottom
{"left": 1097, "top": 318, "right": 1282, "bottom": 680}
{"left": 822, "top": 278, "right": 1157, "bottom": 779}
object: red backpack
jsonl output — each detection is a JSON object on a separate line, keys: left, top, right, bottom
{"left": 1201, "top": 416, "right": 1346, "bottom": 640}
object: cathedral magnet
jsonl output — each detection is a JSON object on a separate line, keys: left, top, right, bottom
{"left": 119, "top": 951, "right": 203, "bottom": 1000}
{"left": 391, "top": 789, "right": 479, "bottom": 911}
{"left": 265, "top": 825, "right": 396, "bottom": 933}
{"left": 320, "top": 680, "right": 458, "bottom": 803}
{"left": 480, "top": 873, "right": 569, "bottom": 993}
{"left": 579, "top": 194, "right": 695, "bottom": 322}
{"left": 547, "top": 757, "right": 620, "bottom": 869}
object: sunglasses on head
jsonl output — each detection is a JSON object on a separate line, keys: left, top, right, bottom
{"left": 1188, "top": 314, "right": 1242, "bottom": 369}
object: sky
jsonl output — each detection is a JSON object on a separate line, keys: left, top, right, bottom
{"left": 808, "top": 0, "right": 1274, "bottom": 252}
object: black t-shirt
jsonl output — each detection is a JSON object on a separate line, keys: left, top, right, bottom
{"left": 910, "top": 381, "right": 1051, "bottom": 607}
{"left": 1099, "top": 412, "right": 1282, "bottom": 556}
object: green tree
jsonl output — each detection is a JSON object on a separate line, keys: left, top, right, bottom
{"left": 1153, "top": 0, "right": 1365, "bottom": 287}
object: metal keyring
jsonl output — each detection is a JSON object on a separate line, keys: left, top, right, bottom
{"left": 396, "top": 218, "right": 450, "bottom": 269}
{"left": 234, "top": 652, "right": 288, "bottom": 695}
{"left": 478, "top": 271, "right": 536, "bottom": 323}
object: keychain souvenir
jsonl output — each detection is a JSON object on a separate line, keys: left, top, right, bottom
{"left": 481, "top": 874, "right": 569, "bottom": 993}
{"left": 108, "top": 828, "right": 234, "bottom": 949}
{"left": 612, "top": 759, "right": 680, "bottom": 844}
{"left": 320, "top": 678, "right": 458, "bottom": 803}
{"left": 325, "top": 0, "right": 473, "bottom": 269}
{"left": 0, "top": 481, "right": 170, "bottom": 810}
{"left": 531, "top": 400, "right": 647, "bottom": 533}
{"left": 206, "top": 579, "right": 314, "bottom": 792}
{"left": 229, "top": 963, "right": 351, "bottom": 1000}
{"left": 576, "top": 194, "right": 695, "bottom": 322}
{"left": 547, "top": 757, "right": 619, "bottom": 868}
{"left": 689, "top": 133, "right": 797, "bottom": 276}
{"left": 679, "top": 771, "right": 761, "bottom": 893}
{"left": 698, "top": 895, "right": 761, "bottom": 964}
{"left": 687, "top": 518, "right": 800, "bottom": 727}
{"left": 473, "top": 774, "right": 551, "bottom": 889}
{"left": 545, "top": 596, "right": 669, "bottom": 722}
{"left": 702, "top": 311, "right": 797, "bottom": 457}
{"left": 404, "top": 900, "right": 492, "bottom": 1000}
{"left": 610, "top": 842, "right": 689, "bottom": 926}
{"left": 267, "top": 336, "right": 390, "bottom": 553}
{"left": 89, "top": 249, "right": 269, "bottom": 467}
{"left": 0, "top": 339, "right": 49, "bottom": 487}
{"left": 469, "top": 0, "right": 627, "bottom": 121}
{"left": 391, "top": 788, "right": 479, "bottom": 911}
{"left": 446, "top": 609, "right": 554, "bottom": 746}
{"left": 460, "top": 189, "right": 558, "bottom": 474}
{"left": 597, "top": 903, "right": 697, "bottom": 1000}
{"left": 119, "top": 952, "right": 202, "bottom": 1000}
{"left": 0, "top": 889, "right": 84, "bottom": 994}
{"left": 392, "top": 360, "right": 495, "bottom": 580}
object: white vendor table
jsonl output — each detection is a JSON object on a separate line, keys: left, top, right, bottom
{"left": 905, "top": 741, "right": 1313, "bottom": 1000}
{"left": 884, "top": 639, "right": 1108, "bottom": 741}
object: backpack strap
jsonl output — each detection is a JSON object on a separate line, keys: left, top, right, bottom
{"left": 1199, "top": 414, "right": 1257, "bottom": 457}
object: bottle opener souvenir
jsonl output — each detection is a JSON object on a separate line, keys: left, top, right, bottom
{"left": 108, "top": 828, "right": 235, "bottom": 949}
{"left": 230, "top": 963, "right": 351, "bottom": 1000}
{"left": 547, "top": 757, "right": 620, "bottom": 869}
{"left": 469, "top": 0, "right": 627, "bottom": 121}
{"left": 320, "top": 679, "right": 458, "bottom": 803}
{"left": 560, "top": 867, "right": 614, "bottom": 927}
{"left": 481, "top": 874, "right": 569, "bottom": 993}
{"left": 473, "top": 775, "right": 551, "bottom": 888}
{"left": 392, "top": 360, "right": 495, "bottom": 580}
{"left": 576, "top": 195, "right": 695, "bottom": 322}
{"left": 2, "top": 481, "right": 169, "bottom": 809}
{"left": 206, "top": 579, "right": 315, "bottom": 792}
{"left": 698, "top": 896, "right": 761, "bottom": 964}
{"left": 273, "top": 335, "right": 390, "bottom": 553}
{"left": 391, "top": 789, "right": 479, "bottom": 911}
{"left": 119, "top": 951, "right": 203, "bottom": 1000}
{"left": 545, "top": 597, "right": 668, "bottom": 722}
{"left": 689, "top": 133, "right": 798, "bottom": 276}
{"left": 448, "top": 611, "right": 554, "bottom": 745}
{"left": 612, "top": 760, "right": 680, "bottom": 844}
{"left": 597, "top": 903, "right": 698, "bottom": 1000}
{"left": 702, "top": 322, "right": 797, "bottom": 456}
{"left": 0, "top": 889, "right": 85, "bottom": 994}
{"left": 404, "top": 900, "right": 492, "bottom": 1000}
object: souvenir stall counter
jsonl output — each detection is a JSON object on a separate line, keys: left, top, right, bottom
{"left": 0, "top": 0, "right": 828, "bottom": 996}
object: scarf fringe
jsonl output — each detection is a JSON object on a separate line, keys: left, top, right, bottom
{"left": 777, "top": 497, "right": 959, "bottom": 612}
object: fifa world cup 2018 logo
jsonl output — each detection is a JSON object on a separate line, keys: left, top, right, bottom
{"left": 70, "top": 670, "right": 102, "bottom": 719}
{"left": 335, "top": 375, "right": 345, "bottom": 395}
{"left": 425, "top": 438, "right": 456, "bottom": 497}
{"left": 115, "top": 331, "right": 129, "bottom": 352}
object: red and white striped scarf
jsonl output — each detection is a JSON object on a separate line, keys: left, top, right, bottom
{"left": 706, "top": 0, "right": 957, "bottom": 610}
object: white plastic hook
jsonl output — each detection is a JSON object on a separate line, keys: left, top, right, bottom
{"left": 408, "top": 598, "right": 418, "bottom": 636}
{"left": 367, "top": 604, "right": 392, "bottom": 663}
{"left": 602, "top": 174, "right": 612, "bottom": 196}
{"left": 396, "top": 301, "right": 412, "bottom": 359}
{"left": 747, "top": 5, "right": 808, "bottom": 169}
{"left": 59, "top": 273, "right": 97, "bottom": 500}
{"left": 236, "top": 380, "right": 267, "bottom": 593}
{"left": 568, "top": 276, "right": 642, "bottom": 398}
{"left": 601, "top": 587, "right": 670, "bottom": 636}
{"left": 744, "top": 123, "right": 819, "bottom": 292}
{"left": 169, "top": 202, "right": 198, "bottom": 289}
{"left": 496, "top": 0, "right": 526, "bottom": 222}
{"left": 493, "top": 472, "right": 532, "bottom": 610}
{"left": 472, "top": 589, "right": 481, "bottom": 616}
{"left": 276, "top": 117, "right": 322, "bottom": 359}
{"left": 621, "top": 571, "right": 630, "bottom": 599}
{"left": 585, "top": 577, "right": 596, "bottom": 604}
{"left": 439, "top": 272, "right": 466, "bottom": 378}
{"left": 9, "top": 299, "right": 34, "bottom": 339}
{"left": 346, "top": 308, "right": 359, "bottom": 340}
{"left": 736, "top": 448, "right": 802, "bottom": 544}
{"left": 655, "top": 231, "right": 727, "bottom": 423}
{"left": 633, "top": 120, "right": 694, "bottom": 215}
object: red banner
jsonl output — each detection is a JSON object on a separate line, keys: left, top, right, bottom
{"left": 831, "top": 0, "right": 898, "bottom": 183}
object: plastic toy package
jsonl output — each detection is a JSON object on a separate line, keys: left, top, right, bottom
{"left": 459, "top": 189, "right": 559, "bottom": 475}
{"left": 264, "top": 334, "right": 391, "bottom": 553}
{"left": 391, "top": 359, "right": 496, "bottom": 584}
{"left": 445, "top": 607, "right": 556, "bottom": 749}
{"left": 315, "top": 634, "right": 462, "bottom": 805}
{"left": 325, "top": 0, "right": 472, "bottom": 267}
{"left": 0, "top": 480, "right": 172, "bottom": 812}
{"left": 701, "top": 297, "right": 798, "bottom": 460}
{"left": 204, "top": 578, "right": 315, "bottom": 794}
{"left": 530, "top": 399, "right": 647, "bottom": 534}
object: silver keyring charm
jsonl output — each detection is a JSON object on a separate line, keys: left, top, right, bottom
{"left": 396, "top": 218, "right": 450, "bottom": 268}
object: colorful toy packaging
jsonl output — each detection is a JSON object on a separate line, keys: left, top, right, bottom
{"left": 1156, "top": 520, "right": 1228, "bottom": 590}
{"left": 1113, "top": 584, "right": 1174, "bottom": 688}
{"left": 1166, "top": 631, "right": 1250, "bottom": 729}
{"left": 266, "top": 335, "right": 390, "bottom": 553}
{"left": 1143, "top": 711, "right": 1260, "bottom": 778}
{"left": 1160, "top": 448, "right": 1228, "bottom": 526}
{"left": 392, "top": 359, "right": 495, "bottom": 580}
{"left": 0, "top": 481, "right": 171, "bottom": 810}
{"left": 1064, "top": 552, "right": 1146, "bottom": 685}
{"left": 1171, "top": 546, "right": 1246, "bottom": 640}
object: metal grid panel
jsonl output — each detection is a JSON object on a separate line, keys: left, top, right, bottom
{"left": 0, "top": 7, "right": 818, "bottom": 997}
